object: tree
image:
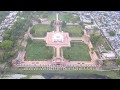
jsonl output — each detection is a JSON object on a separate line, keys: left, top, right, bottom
{"left": 51, "top": 20, "right": 54, "bottom": 27}
{"left": 116, "top": 59, "right": 120, "bottom": 65}
{"left": 82, "top": 25, "right": 85, "bottom": 29}
{"left": 7, "top": 61, "right": 13, "bottom": 68}
{"left": 0, "top": 40, "right": 13, "bottom": 51}
{"left": 42, "top": 14, "right": 48, "bottom": 18}
{"left": 108, "top": 31, "right": 116, "bottom": 36}
{"left": 9, "top": 51, "right": 16, "bottom": 57}
{"left": 62, "top": 21, "right": 66, "bottom": 27}
{"left": 3, "top": 52, "right": 10, "bottom": 61}
{"left": 81, "top": 30, "right": 84, "bottom": 35}
{"left": 91, "top": 48, "right": 94, "bottom": 54}
{"left": 0, "top": 55, "right": 4, "bottom": 62}
{"left": 91, "top": 19, "right": 94, "bottom": 24}
{"left": 93, "top": 26, "right": 98, "bottom": 31}
{"left": 18, "top": 45, "right": 25, "bottom": 51}
{"left": 2, "top": 33, "right": 10, "bottom": 40}
{"left": 38, "top": 20, "right": 41, "bottom": 23}
{"left": 93, "top": 26, "right": 99, "bottom": 33}
{"left": 79, "top": 22, "right": 83, "bottom": 26}
{"left": 90, "top": 34, "right": 102, "bottom": 46}
{"left": 27, "top": 38, "right": 33, "bottom": 44}
{"left": 9, "top": 36, "right": 16, "bottom": 42}
{"left": 30, "top": 29, "right": 35, "bottom": 34}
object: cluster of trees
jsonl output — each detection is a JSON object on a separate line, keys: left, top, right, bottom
{"left": 91, "top": 19, "right": 93, "bottom": 24}
{"left": 79, "top": 22, "right": 85, "bottom": 29}
{"left": 90, "top": 34, "right": 102, "bottom": 47}
{"left": 27, "top": 38, "right": 33, "bottom": 44}
{"left": 116, "top": 59, "right": 120, "bottom": 65}
{"left": 0, "top": 40, "right": 16, "bottom": 62}
{"left": 30, "top": 29, "right": 35, "bottom": 34}
{"left": 108, "top": 31, "right": 116, "bottom": 36}
{"left": 62, "top": 21, "right": 66, "bottom": 27}
{"left": 0, "top": 12, "right": 33, "bottom": 62}
{"left": 50, "top": 20, "right": 55, "bottom": 27}
{"left": 0, "top": 40, "right": 13, "bottom": 50}
{"left": 81, "top": 30, "right": 84, "bottom": 35}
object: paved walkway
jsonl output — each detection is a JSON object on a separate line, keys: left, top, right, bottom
{"left": 56, "top": 47, "right": 60, "bottom": 58}
{"left": 55, "top": 13, "right": 62, "bottom": 58}
{"left": 70, "top": 37, "right": 83, "bottom": 41}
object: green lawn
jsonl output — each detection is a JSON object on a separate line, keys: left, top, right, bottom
{"left": 38, "top": 12, "right": 56, "bottom": 21}
{"left": 63, "top": 41, "right": 91, "bottom": 61}
{"left": 47, "top": 13, "right": 56, "bottom": 21}
{"left": 59, "top": 13, "right": 80, "bottom": 23}
{"left": 31, "top": 24, "right": 53, "bottom": 37}
{"left": 62, "top": 26, "right": 83, "bottom": 37}
{"left": 25, "top": 40, "right": 53, "bottom": 60}
{"left": 30, "top": 12, "right": 56, "bottom": 21}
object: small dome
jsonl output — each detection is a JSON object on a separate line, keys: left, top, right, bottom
{"left": 52, "top": 33, "right": 64, "bottom": 42}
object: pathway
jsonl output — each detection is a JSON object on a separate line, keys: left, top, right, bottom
{"left": 56, "top": 47, "right": 60, "bottom": 58}
{"left": 54, "top": 13, "right": 61, "bottom": 58}
{"left": 70, "top": 37, "right": 83, "bottom": 41}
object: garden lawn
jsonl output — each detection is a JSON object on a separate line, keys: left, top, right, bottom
{"left": 47, "top": 13, "right": 56, "bottom": 21}
{"left": 62, "top": 26, "right": 83, "bottom": 37}
{"left": 25, "top": 40, "right": 53, "bottom": 60}
{"left": 63, "top": 41, "right": 91, "bottom": 61}
{"left": 40, "top": 12, "right": 56, "bottom": 21}
{"left": 59, "top": 13, "right": 80, "bottom": 23}
{"left": 31, "top": 24, "right": 53, "bottom": 37}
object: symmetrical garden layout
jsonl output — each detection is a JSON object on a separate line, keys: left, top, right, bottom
{"left": 12, "top": 13, "right": 101, "bottom": 70}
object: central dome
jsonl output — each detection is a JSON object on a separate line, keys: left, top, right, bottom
{"left": 52, "top": 32, "right": 64, "bottom": 42}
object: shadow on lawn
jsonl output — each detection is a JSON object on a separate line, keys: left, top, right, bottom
{"left": 42, "top": 73, "right": 111, "bottom": 79}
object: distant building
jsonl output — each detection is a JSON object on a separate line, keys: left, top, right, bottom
{"left": 102, "top": 51, "right": 116, "bottom": 58}
{"left": 85, "top": 25, "right": 98, "bottom": 30}
{"left": 39, "top": 18, "right": 50, "bottom": 24}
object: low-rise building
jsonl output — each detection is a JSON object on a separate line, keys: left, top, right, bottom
{"left": 102, "top": 51, "right": 116, "bottom": 58}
